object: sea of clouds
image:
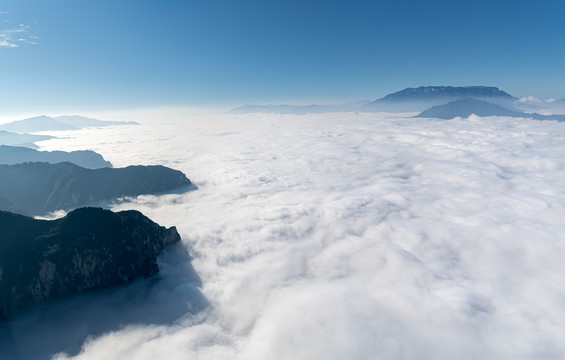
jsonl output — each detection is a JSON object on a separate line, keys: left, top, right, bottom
{"left": 2, "top": 111, "right": 565, "bottom": 359}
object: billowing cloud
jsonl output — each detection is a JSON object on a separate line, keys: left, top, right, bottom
{"left": 2, "top": 111, "right": 565, "bottom": 359}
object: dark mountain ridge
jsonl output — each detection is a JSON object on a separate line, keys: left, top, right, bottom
{"left": 0, "top": 145, "right": 112, "bottom": 169}
{"left": 0, "top": 162, "right": 192, "bottom": 216}
{"left": 0, "top": 207, "right": 180, "bottom": 319}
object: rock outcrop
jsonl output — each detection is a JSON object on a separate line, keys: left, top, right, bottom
{"left": 0, "top": 162, "right": 192, "bottom": 216}
{"left": 0, "top": 207, "right": 180, "bottom": 319}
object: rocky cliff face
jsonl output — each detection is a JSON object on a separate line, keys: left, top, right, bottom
{"left": 0, "top": 207, "right": 180, "bottom": 319}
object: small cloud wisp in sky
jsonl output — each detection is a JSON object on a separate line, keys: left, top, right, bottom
{"left": 0, "top": 12, "right": 38, "bottom": 48}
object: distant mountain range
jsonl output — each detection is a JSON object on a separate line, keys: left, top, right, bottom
{"left": 0, "top": 131, "right": 53, "bottom": 149}
{"left": 231, "top": 86, "right": 518, "bottom": 114}
{"left": 0, "top": 162, "right": 192, "bottom": 216}
{"left": 230, "top": 86, "right": 565, "bottom": 119}
{"left": 0, "top": 145, "right": 112, "bottom": 169}
{"left": 415, "top": 98, "right": 565, "bottom": 121}
{"left": 0, "top": 115, "right": 138, "bottom": 134}
{"left": 0, "top": 207, "right": 180, "bottom": 319}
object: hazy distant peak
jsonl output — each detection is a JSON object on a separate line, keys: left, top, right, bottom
{"left": 55, "top": 115, "right": 139, "bottom": 128}
{"left": 0, "top": 115, "right": 138, "bottom": 134}
{"left": 23, "top": 115, "right": 59, "bottom": 122}
{"left": 0, "top": 116, "right": 77, "bottom": 133}
{"left": 0, "top": 130, "right": 54, "bottom": 148}
{"left": 415, "top": 98, "right": 565, "bottom": 121}
{"left": 416, "top": 98, "right": 519, "bottom": 119}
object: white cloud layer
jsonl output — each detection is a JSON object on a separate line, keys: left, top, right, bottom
{"left": 3, "top": 112, "right": 565, "bottom": 359}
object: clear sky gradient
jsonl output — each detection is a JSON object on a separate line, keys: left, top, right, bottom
{"left": 1, "top": 0, "right": 564, "bottom": 114}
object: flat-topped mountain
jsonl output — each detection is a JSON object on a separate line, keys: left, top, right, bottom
{"left": 0, "top": 162, "right": 192, "bottom": 216}
{"left": 0, "top": 207, "right": 180, "bottom": 319}
{"left": 416, "top": 98, "right": 565, "bottom": 121}
{"left": 377, "top": 86, "right": 513, "bottom": 102}
{"left": 365, "top": 86, "right": 515, "bottom": 112}
{"left": 0, "top": 115, "right": 138, "bottom": 134}
{"left": 0, "top": 130, "right": 53, "bottom": 149}
{"left": 0, "top": 145, "right": 112, "bottom": 169}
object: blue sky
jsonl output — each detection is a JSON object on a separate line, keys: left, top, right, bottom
{"left": 1, "top": 0, "right": 564, "bottom": 113}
